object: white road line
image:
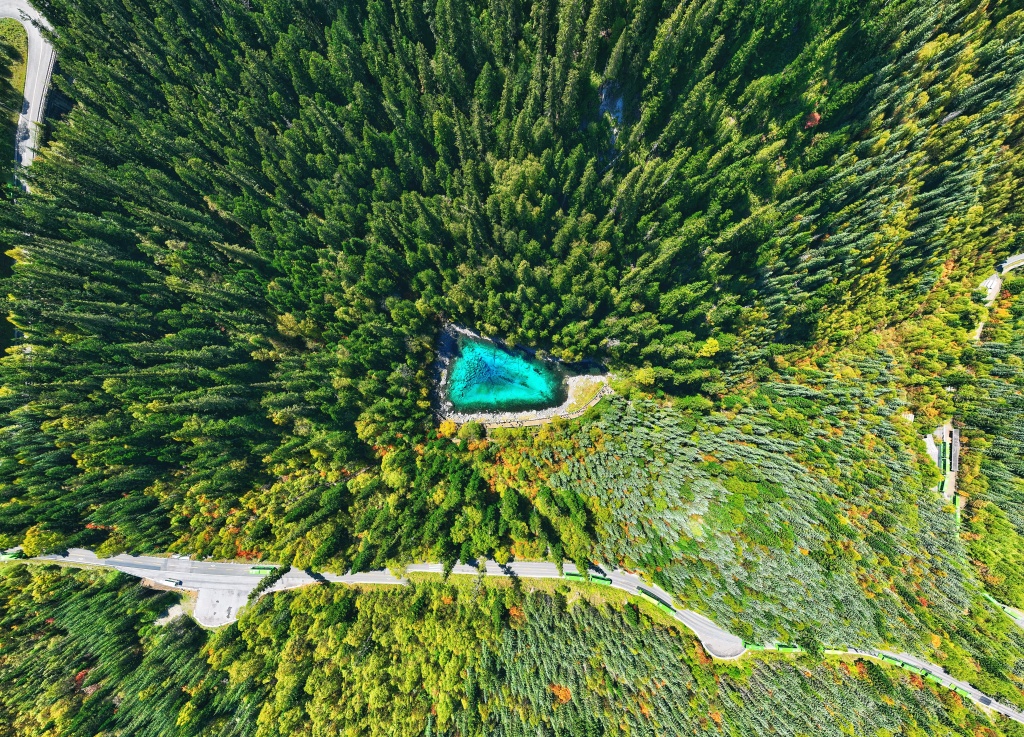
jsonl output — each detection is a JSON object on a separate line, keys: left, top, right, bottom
{"left": 6, "top": 4, "right": 1021, "bottom": 723}
{"left": 0, "top": 0, "right": 55, "bottom": 180}
{"left": 27, "top": 549, "right": 1020, "bottom": 722}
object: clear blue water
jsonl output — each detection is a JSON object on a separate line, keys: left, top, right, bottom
{"left": 447, "top": 338, "right": 565, "bottom": 413}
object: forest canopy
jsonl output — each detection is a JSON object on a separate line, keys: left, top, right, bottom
{"left": 1, "top": 0, "right": 1020, "bottom": 560}
{"left": 0, "top": 0, "right": 1023, "bottom": 710}
{"left": 1, "top": 564, "right": 1021, "bottom": 737}
{"left": 2, "top": 0, "right": 1024, "bottom": 733}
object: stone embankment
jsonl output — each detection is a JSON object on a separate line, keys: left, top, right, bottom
{"left": 448, "top": 377, "right": 614, "bottom": 428}
{"left": 434, "top": 322, "right": 614, "bottom": 428}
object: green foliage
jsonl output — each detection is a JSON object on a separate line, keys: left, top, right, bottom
{"left": 246, "top": 564, "right": 291, "bottom": 603}
{"left": 1, "top": 566, "right": 1017, "bottom": 737}
{"left": 0, "top": 564, "right": 252, "bottom": 736}
{"left": 0, "top": 18, "right": 24, "bottom": 187}
{"left": 1, "top": 0, "right": 1021, "bottom": 568}
{"left": 0, "top": 0, "right": 1022, "bottom": 725}
{"left": 484, "top": 366, "right": 1024, "bottom": 703}
{"left": 956, "top": 277, "right": 1024, "bottom": 608}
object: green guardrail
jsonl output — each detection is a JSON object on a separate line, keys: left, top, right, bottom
{"left": 877, "top": 655, "right": 975, "bottom": 696}
{"left": 982, "top": 592, "right": 1010, "bottom": 613}
{"left": 981, "top": 592, "right": 1024, "bottom": 622}
{"left": 565, "top": 569, "right": 610, "bottom": 585}
{"left": 776, "top": 644, "right": 803, "bottom": 653}
{"left": 564, "top": 571, "right": 612, "bottom": 586}
{"left": 816, "top": 651, "right": 976, "bottom": 698}
{"left": 879, "top": 655, "right": 931, "bottom": 679}
{"left": 637, "top": 587, "right": 675, "bottom": 615}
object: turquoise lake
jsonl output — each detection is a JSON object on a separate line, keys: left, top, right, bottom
{"left": 446, "top": 338, "right": 565, "bottom": 413}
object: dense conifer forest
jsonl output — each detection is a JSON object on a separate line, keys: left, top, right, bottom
{"left": 3, "top": 565, "right": 1024, "bottom": 737}
{"left": 957, "top": 274, "right": 1024, "bottom": 609}
{"left": 1, "top": 0, "right": 1023, "bottom": 732}
{"left": 0, "top": 18, "right": 24, "bottom": 183}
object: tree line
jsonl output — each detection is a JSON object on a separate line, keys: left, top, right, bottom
{"left": 0, "top": 564, "right": 1019, "bottom": 737}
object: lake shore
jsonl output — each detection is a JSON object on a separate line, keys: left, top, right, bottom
{"left": 434, "top": 323, "right": 613, "bottom": 428}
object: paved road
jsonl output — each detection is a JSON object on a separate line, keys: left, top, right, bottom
{"left": 40, "top": 549, "right": 745, "bottom": 657}
{"left": 877, "top": 650, "right": 1024, "bottom": 724}
{"left": 30, "top": 549, "right": 1024, "bottom": 724}
{"left": 45, "top": 548, "right": 404, "bottom": 629}
{"left": 31, "top": 551, "right": 1023, "bottom": 722}
{"left": 406, "top": 560, "right": 746, "bottom": 659}
{"left": 0, "top": 0, "right": 54, "bottom": 177}
{"left": 975, "top": 253, "right": 1024, "bottom": 338}
{"left": 4, "top": 7, "right": 1019, "bottom": 724}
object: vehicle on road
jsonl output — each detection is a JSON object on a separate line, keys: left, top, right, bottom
{"left": 160, "top": 578, "right": 183, "bottom": 587}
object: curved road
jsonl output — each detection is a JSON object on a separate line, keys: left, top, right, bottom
{"left": 4, "top": 3, "right": 1021, "bottom": 726}
{"left": 30, "top": 548, "right": 1024, "bottom": 725}
{"left": 974, "top": 253, "right": 1024, "bottom": 339}
{"left": 40, "top": 549, "right": 745, "bottom": 659}
{"left": 0, "top": 0, "right": 54, "bottom": 175}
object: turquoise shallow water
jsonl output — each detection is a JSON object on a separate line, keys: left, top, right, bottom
{"left": 447, "top": 338, "right": 565, "bottom": 413}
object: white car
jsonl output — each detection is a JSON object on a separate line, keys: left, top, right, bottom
{"left": 160, "top": 578, "right": 183, "bottom": 587}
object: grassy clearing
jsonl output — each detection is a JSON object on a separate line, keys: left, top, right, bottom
{"left": 565, "top": 376, "right": 607, "bottom": 413}
{"left": 0, "top": 18, "right": 27, "bottom": 183}
{"left": 404, "top": 570, "right": 693, "bottom": 631}
{"left": 0, "top": 19, "right": 26, "bottom": 103}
